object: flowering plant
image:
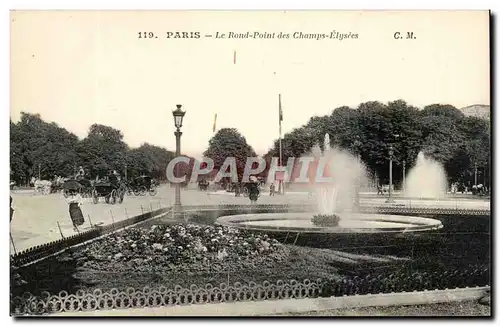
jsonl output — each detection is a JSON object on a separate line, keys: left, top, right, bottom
{"left": 77, "top": 224, "right": 284, "bottom": 272}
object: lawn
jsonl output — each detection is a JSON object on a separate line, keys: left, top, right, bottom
{"left": 11, "top": 212, "right": 490, "bottom": 300}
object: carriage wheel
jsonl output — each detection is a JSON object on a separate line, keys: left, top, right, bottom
{"left": 92, "top": 190, "right": 99, "bottom": 204}
{"left": 63, "top": 189, "right": 69, "bottom": 198}
{"left": 110, "top": 190, "right": 117, "bottom": 204}
{"left": 118, "top": 189, "right": 124, "bottom": 203}
{"left": 149, "top": 187, "right": 157, "bottom": 196}
{"left": 139, "top": 186, "right": 147, "bottom": 196}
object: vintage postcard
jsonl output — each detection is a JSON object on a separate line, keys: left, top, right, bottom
{"left": 9, "top": 10, "right": 490, "bottom": 317}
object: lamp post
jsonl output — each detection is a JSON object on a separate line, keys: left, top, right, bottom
{"left": 402, "top": 160, "right": 406, "bottom": 196}
{"left": 474, "top": 162, "right": 478, "bottom": 186}
{"left": 386, "top": 145, "right": 395, "bottom": 203}
{"left": 353, "top": 138, "right": 362, "bottom": 209}
{"left": 172, "top": 104, "right": 186, "bottom": 219}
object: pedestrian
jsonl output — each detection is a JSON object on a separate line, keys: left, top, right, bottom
{"left": 67, "top": 189, "right": 85, "bottom": 232}
{"left": 270, "top": 183, "right": 275, "bottom": 196}
{"left": 10, "top": 196, "right": 14, "bottom": 222}
{"left": 249, "top": 181, "right": 260, "bottom": 203}
{"left": 235, "top": 182, "right": 241, "bottom": 197}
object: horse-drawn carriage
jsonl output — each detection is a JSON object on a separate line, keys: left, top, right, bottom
{"left": 198, "top": 179, "right": 209, "bottom": 191}
{"left": 128, "top": 175, "right": 157, "bottom": 196}
{"left": 50, "top": 180, "right": 64, "bottom": 194}
{"left": 63, "top": 178, "right": 93, "bottom": 198}
{"left": 244, "top": 181, "right": 261, "bottom": 202}
{"left": 92, "top": 176, "right": 126, "bottom": 204}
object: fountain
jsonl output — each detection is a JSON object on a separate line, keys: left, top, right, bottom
{"left": 405, "top": 152, "right": 448, "bottom": 199}
{"left": 311, "top": 133, "right": 369, "bottom": 226}
{"left": 217, "top": 135, "right": 443, "bottom": 234}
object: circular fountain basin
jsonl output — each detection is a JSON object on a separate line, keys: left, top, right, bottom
{"left": 216, "top": 212, "right": 443, "bottom": 234}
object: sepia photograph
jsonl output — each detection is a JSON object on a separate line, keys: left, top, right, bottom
{"left": 9, "top": 10, "right": 491, "bottom": 317}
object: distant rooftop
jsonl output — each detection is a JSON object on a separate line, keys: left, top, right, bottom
{"left": 460, "top": 104, "right": 490, "bottom": 120}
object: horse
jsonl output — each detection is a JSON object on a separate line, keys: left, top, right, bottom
{"left": 33, "top": 178, "right": 52, "bottom": 195}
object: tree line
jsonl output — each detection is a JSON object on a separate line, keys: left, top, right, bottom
{"left": 11, "top": 100, "right": 490, "bottom": 188}
{"left": 260, "top": 100, "right": 490, "bottom": 187}
{"left": 10, "top": 112, "right": 182, "bottom": 185}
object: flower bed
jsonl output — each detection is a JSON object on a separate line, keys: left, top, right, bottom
{"left": 77, "top": 224, "right": 284, "bottom": 271}
{"left": 66, "top": 224, "right": 346, "bottom": 291}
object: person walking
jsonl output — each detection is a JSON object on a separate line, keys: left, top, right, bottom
{"left": 269, "top": 183, "right": 276, "bottom": 196}
{"left": 67, "top": 189, "right": 85, "bottom": 232}
{"left": 10, "top": 196, "right": 14, "bottom": 221}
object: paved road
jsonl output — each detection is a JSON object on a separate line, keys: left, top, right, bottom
{"left": 10, "top": 186, "right": 490, "bottom": 253}
{"left": 10, "top": 186, "right": 314, "bottom": 253}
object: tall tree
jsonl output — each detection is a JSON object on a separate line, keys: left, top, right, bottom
{"left": 126, "top": 143, "right": 174, "bottom": 181}
{"left": 10, "top": 113, "right": 79, "bottom": 182}
{"left": 77, "top": 124, "right": 129, "bottom": 178}
{"left": 204, "top": 128, "right": 257, "bottom": 181}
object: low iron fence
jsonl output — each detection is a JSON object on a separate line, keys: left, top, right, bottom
{"left": 11, "top": 207, "right": 171, "bottom": 266}
{"left": 11, "top": 265, "right": 489, "bottom": 315}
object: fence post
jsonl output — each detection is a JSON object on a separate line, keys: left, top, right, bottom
{"left": 141, "top": 205, "right": 144, "bottom": 214}
{"left": 150, "top": 203, "right": 153, "bottom": 212}
{"left": 110, "top": 210, "right": 115, "bottom": 231}
{"left": 10, "top": 232, "right": 17, "bottom": 255}
{"left": 88, "top": 214, "right": 93, "bottom": 228}
{"left": 57, "top": 221, "right": 64, "bottom": 239}
{"left": 125, "top": 208, "right": 129, "bottom": 219}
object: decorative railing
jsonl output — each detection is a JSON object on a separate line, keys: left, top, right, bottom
{"left": 11, "top": 266, "right": 489, "bottom": 315}
{"left": 182, "top": 204, "right": 491, "bottom": 216}
{"left": 359, "top": 206, "right": 490, "bottom": 216}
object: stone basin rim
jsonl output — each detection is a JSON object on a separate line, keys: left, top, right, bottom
{"left": 216, "top": 212, "right": 444, "bottom": 234}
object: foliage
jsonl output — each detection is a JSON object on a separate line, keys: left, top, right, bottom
{"left": 263, "top": 101, "right": 490, "bottom": 187}
{"left": 126, "top": 143, "right": 175, "bottom": 181}
{"left": 311, "top": 214, "right": 341, "bottom": 227}
{"left": 77, "top": 124, "right": 129, "bottom": 178}
{"left": 10, "top": 113, "right": 178, "bottom": 184}
{"left": 203, "top": 128, "right": 257, "bottom": 182}
{"left": 10, "top": 113, "right": 79, "bottom": 184}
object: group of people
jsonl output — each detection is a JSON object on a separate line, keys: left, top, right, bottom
{"left": 450, "top": 182, "right": 489, "bottom": 195}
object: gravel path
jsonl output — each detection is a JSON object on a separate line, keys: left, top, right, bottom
{"left": 276, "top": 300, "right": 491, "bottom": 316}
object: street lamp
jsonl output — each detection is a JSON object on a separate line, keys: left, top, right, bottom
{"left": 386, "top": 145, "right": 395, "bottom": 203}
{"left": 352, "top": 138, "right": 362, "bottom": 209}
{"left": 474, "top": 162, "right": 478, "bottom": 186}
{"left": 172, "top": 104, "right": 186, "bottom": 219}
{"left": 402, "top": 160, "right": 406, "bottom": 195}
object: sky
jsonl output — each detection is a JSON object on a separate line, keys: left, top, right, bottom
{"left": 10, "top": 10, "right": 490, "bottom": 158}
